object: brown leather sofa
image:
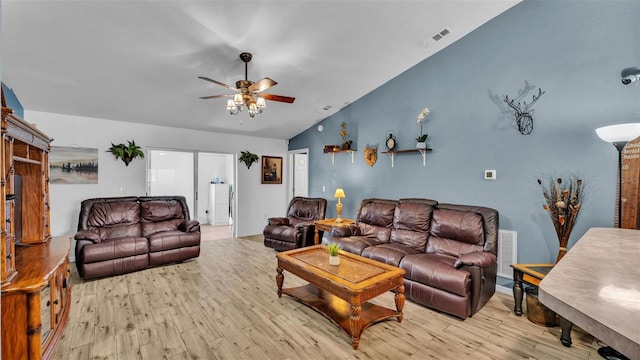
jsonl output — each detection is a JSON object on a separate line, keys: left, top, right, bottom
{"left": 264, "top": 196, "right": 327, "bottom": 251}
{"left": 74, "top": 196, "right": 201, "bottom": 279}
{"left": 326, "top": 198, "right": 498, "bottom": 319}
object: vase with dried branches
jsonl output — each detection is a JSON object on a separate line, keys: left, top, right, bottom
{"left": 537, "top": 176, "right": 584, "bottom": 263}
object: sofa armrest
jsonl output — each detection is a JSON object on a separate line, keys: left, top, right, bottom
{"left": 180, "top": 219, "right": 200, "bottom": 232}
{"left": 454, "top": 251, "right": 497, "bottom": 269}
{"left": 74, "top": 229, "right": 102, "bottom": 244}
{"left": 294, "top": 221, "right": 315, "bottom": 230}
{"left": 268, "top": 217, "right": 290, "bottom": 226}
{"left": 331, "top": 224, "right": 359, "bottom": 237}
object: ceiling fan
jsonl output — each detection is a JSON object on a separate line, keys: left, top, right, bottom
{"left": 199, "top": 52, "right": 295, "bottom": 118}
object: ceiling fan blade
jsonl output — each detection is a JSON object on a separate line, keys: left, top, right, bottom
{"left": 198, "top": 76, "right": 237, "bottom": 91}
{"left": 199, "top": 94, "right": 234, "bottom": 100}
{"left": 261, "top": 94, "right": 296, "bottom": 103}
{"left": 249, "top": 77, "right": 277, "bottom": 93}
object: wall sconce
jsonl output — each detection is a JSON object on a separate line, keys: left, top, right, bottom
{"left": 334, "top": 188, "right": 346, "bottom": 222}
{"left": 595, "top": 123, "right": 640, "bottom": 228}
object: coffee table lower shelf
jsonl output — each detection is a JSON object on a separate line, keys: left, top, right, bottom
{"left": 281, "top": 283, "right": 402, "bottom": 349}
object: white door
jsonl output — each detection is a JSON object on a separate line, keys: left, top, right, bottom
{"left": 147, "top": 150, "right": 195, "bottom": 215}
{"left": 292, "top": 152, "right": 308, "bottom": 197}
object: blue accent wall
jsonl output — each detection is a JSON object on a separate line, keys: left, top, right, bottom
{"left": 2, "top": 83, "right": 25, "bottom": 118}
{"left": 289, "top": 0, "right": 640, "bottom": 282}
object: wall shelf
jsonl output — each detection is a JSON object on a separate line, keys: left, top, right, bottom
{"left": 381, "top": 148, "right": 432, "bottom": 168}
{"left": 324, "top": 149, "right": 356, "bottom": 164}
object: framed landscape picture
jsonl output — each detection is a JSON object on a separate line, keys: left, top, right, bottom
{"left": 50, "top": 146, "right": 99, "bottom": 184}
{"left": 261, "top": 156, "right": 282, "bottom": 184}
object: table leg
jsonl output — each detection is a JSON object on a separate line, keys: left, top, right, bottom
{"left": 559, "top": 316, "right": 573, "bottom": 347}
{"left": 395, "top": 284, "right": 405, "bottom": 323}
{"left": 513, "top": 269, "right": 524, "bottom": 316}
{"left": 314, "top": 228, "right": 320, "bottom": 245}
{"left": 349, "top": 304, "right": 362, "bottom": 350}
{"left": 276, "top": 267, "right": 284, "bottom": 298}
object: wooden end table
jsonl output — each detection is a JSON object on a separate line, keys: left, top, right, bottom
{"left": 276, "top": 245, "right": 405, "bottom": 350}
{"left": 313, "top": 218, "right": 355, "bottom": 245}
{"left": 511, "top": 263, "right": 574, "bottom": 347}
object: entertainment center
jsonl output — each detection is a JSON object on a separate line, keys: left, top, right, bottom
{"left": 1, "top": 91, "right": 72, "bottom": 359}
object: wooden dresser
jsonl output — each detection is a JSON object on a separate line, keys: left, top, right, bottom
{"left": 2, "top": 92, "right": 72, "bottom": 359}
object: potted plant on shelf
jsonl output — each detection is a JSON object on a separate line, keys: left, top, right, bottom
{"left": 239, "top": 150, "right": 259, "bottom": 169}
{"left": 327, "top": 243, "right": 341, "bottom": 265}
{"left": 340, "top": 122, "right": 352, "bottom": 150}
{"left": 416, "top": 107, "right": 430, "bottom": 149}
{"left": 107, "top": 140, "right": 144, "bottom": 166}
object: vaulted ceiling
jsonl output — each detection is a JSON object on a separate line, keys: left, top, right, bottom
{"left": 1, "top": 1, "right": 519, "bottom": 139}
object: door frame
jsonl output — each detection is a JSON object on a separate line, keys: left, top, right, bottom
{"left": 287, "top": 148, "right": 309, "bottom": 201}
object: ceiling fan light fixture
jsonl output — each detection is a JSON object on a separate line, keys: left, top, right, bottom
{"left": 256, "top": 97, "right": 266, "bottom": 109}
{"left": 233, "top": 93, "right": 244, "bottom": 105}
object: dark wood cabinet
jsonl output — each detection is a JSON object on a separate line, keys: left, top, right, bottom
{"left": 2, "top": 92, "right": 71, "bottom": 360}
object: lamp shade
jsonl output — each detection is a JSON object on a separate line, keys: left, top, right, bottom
{"left": 596, "top": 123, "right": 640, "bottom": 143}
{"left": 334, "top": 188, "right": 346, "bottom": 198}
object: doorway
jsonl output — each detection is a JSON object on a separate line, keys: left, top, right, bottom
{"left": 147, "top": 149, "right": 235, "bottom": 237}
{"left": 288, "top": 148, "right": 309, "bottom": 200}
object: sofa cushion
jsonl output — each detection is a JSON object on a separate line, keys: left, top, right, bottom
{"left": 324, "top": 235, "right": 383, "bottom": 256}
{"left": 390, "top": 199, "right": 437, "bottom": 252}
{"left": 87, "top": 201, "right": 140, "bottom": 227}
{"left": 140, "top": 200, "right": 185, "bottom": 237}
{"left": 263, "top": 224, "right": 298, "bottom": 243}
{"left": 361, "top": 243, "right": 421, "bottom": 267}
{"left": 427, "top": 208, "right": 485, "bottom": 257}
{"left": 81, "top": 237, "right": 149, "bottom": 263}
{"left": 400, "top": 253, "right": 471, "bottom": 297}
{"left": 148, "top": 230, "right": 201, "bottom": 252}
{"left": 356, "top": 200, "right": 397, "bottom": 242}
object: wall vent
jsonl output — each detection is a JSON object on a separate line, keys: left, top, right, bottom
{"left": 432, "top": 28, "right": 451, "bottom": 41}
{"left": 497, "top": 229, "right": 517, "bottom": 279}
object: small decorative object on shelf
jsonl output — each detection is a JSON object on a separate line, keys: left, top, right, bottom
{"left": 416, "top": 107, "right": 429, "bottom": 148}
{"left": 107, "top": 140, "right": 144, "bottom": 166}
{"left": 239, "top": 150, "right": 259, "bottom": 169}
{"left": 340, "top": 122, "right": 352, "bottom": 150}
{"left": 385, "top": 133, "right": 397, "bottom": 151}
{"left": 537, "top": 176, "right": 584, "bottom": 262}
{"left": 327, "top": 243, "right": 341, "bottom": 265}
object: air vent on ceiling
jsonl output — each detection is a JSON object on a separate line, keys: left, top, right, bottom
{"left": 322, "top": 105, "right": 333, "bottom": 111}
{"left": 432, "top": 28, "right": 451, "bottom": 42}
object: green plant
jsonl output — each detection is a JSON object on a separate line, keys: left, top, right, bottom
{"left": 239, "top": 150, "right": 259, "bottom": 169}
{"left": 107, "top": 140, "right": 144, "bottom": 166}
{"left": 327, "top": 243, "right": 341, "bottom": 256}
{"left": 416, "top": 134, "right": 428, "bottom": 142}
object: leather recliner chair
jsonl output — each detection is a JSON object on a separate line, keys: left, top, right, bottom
{"left": 263, "top": 197, "right": 327, "bottom": 251}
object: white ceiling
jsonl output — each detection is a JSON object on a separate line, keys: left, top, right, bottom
{"left": 1, "top": 1, "right": 519, "bottom": 140}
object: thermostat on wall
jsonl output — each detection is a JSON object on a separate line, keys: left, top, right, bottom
{"left": 484, "top": 170, "right": 496, "bottom": 180}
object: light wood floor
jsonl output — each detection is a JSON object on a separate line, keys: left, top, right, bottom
{"left": 52, "top": 225, "right": 603, "bottom": 359}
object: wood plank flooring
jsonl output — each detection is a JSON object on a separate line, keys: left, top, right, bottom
{"left": 52, "top": 225, "right": 603, "bottom": 359}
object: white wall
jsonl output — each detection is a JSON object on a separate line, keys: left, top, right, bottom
{"left": 25, "top": 110, "right": 289, "bottom": 251}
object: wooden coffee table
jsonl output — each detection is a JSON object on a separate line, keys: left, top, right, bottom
{"left": 276, "top": 245, "right": 405, "bottom": 350}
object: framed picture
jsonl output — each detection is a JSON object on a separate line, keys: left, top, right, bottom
{"left": 50, "top": 146, "right": 99, "bottom": 184}
{"left": 261, "top": 156, "right": 282, "bottom": 184}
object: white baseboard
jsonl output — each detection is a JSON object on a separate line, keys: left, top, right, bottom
{"left": 496, "top": 284, "right": 512, "bottom": 295}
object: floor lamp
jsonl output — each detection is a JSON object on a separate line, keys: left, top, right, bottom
{"left": 595, "top": 123, "right": 640, "bottom": 360}
{"left": 596, "top": 123, "right": 640, "bottom": 228}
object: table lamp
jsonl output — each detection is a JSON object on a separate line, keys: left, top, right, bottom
{"left": 334, "top": 188, "right": 346, "bottom": 223}
{"left": 595, "top": 123, "right": 640, "bottom": 228}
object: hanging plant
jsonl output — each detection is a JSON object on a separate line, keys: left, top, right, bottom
{"left": 107, "top": 140, "right": 144, "bottom": 166}
{"left": 239, "top": 150, "right": 259, "bottom": 169}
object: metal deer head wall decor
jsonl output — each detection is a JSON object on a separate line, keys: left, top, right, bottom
{"left": 503, "top": 87, "right": 545, "bottom": 135}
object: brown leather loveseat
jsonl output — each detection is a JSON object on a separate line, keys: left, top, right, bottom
{"left": 325, "top": 198, "right": 498, "bottom": 319}
{"left": 74, "top": 196, "right": 201, "bottom": 279}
